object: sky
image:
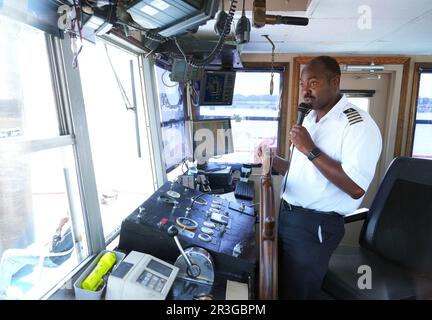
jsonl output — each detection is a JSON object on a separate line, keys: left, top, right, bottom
{"left": 234, "top": 72, "right": 281, "bottom": 96}
{"left": 419, "top": 73, "right": 432, "bottom": 98}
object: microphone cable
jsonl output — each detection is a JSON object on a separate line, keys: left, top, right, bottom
{"left": 280, "top": 103, "right": 312, "bottom": 199}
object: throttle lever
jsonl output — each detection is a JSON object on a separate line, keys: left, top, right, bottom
{"left": 167, "top": 225, "right": 200, "bottom": 278}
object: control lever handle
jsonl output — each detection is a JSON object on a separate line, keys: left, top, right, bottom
{"left": 167, "top": 225, "right": 200, "bottom": 278}
{"left": 167, "top": 225, "right": 179, "bottom": 237}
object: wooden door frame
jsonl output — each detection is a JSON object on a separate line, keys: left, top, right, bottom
{"left": 291, "top": 56, "right": 410, "bottom": 157}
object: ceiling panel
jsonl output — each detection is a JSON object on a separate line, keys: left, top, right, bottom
{"left": 288, "top": 18, "right": 407, "bottom": 42}
{"left": 359, "top": 41, "right": 432, "bottom": 55}
{"left": 248, "top": 24, "right": 296, "bottom": 42}
{"left": 241, "top": 41, "right": 365, "bottom": 54}
{"left": 195, "top": 0, "right": 432, "bottom": 54}
{"left": 378, "top": 10, "right": 432, "bottom": 42}
{"left": 311, "top": 0, "right": 432, "bottom": 19}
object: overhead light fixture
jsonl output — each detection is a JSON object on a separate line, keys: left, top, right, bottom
{"left": 127, "top": 0, "right": 218, "bottom": 37}
{"left": 345, "top": 63, "right": 384, "bottom": 72}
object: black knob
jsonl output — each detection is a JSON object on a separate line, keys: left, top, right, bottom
{"left": 167, "top": 225, "right": 178, "bottom": 237}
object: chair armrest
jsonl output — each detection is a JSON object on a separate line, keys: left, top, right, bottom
{"left": 343, "top": 208, "right": 369, "bottom": 224}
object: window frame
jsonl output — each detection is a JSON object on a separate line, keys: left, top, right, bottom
{"left": 75, "top": 37, "right": 158, "bottom": 243}
{"left": 0, "top": 12, "right": 165, "bottom": 299}
{"left": 243, "top": 63, "right": 289, "bottom": 157}
{"left": 43, "top": 34, "right": 162, "bottom": 299}
{"left": 141, "top": 57, "right": 168, "bottom": 187}
{"left": 49, "top": 34, "right": 106, "bottom": 254}
{"left": 0, "top": 18, "right": 96, "bottom": 299}
{"left": 194, "top": 63, "right": 290, "bottom": 158}
{"left": 408, "top": 63, "right": 432, "bottom": 158}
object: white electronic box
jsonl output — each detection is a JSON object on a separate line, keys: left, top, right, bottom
{"left": 106, "top": 250, "right": 179, "bottom": 300}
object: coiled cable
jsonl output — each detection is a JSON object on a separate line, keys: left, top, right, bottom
{"left": 189, "top": 0, "right": 237, "bottom": 67}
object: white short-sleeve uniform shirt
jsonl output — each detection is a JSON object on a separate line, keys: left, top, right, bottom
{"left": 281, "top": 95, "right": 382, "bottom": 215}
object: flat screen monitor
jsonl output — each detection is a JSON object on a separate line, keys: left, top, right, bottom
{"left": 192, "top": 118, "right": 234, "bottom": 172}
{"left": 199, "top": 70, "right": 236, "bottom": 106}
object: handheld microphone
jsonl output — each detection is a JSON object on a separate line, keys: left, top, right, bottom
{"left": 235, "top": 15, "right": 251, "bottom": 44}
{"left": 235, "top": 0, "right": 251, "bottom": 44}
{"left": 296, "top": 103, "right": 312, "bottom": 126}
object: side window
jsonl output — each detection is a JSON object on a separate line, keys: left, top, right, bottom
{"left": 0, "top": 15, "right": 87, "bottom": 299}
{"left": 411, "top": 68, "right": 432, "bottom": 159}
{"left": 198, "top": 71, "right": 282, "bottom": 164}
{"left": 78, "top": 41, "right": 156, "bottom": 241}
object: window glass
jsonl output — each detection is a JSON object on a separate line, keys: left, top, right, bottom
{"left": 0, "top": 16, "right": 86, "bottom": 300}
{"left": 412, "top": 72, "right": 432, "bottom": 159}
{"left": 199, "top": 71, "right": 281, "bottom": 164}
{"left": 0, "top": 15, "right": 59, "bottom": 140}
{"left": 78, "top": 40, "right": 156, "bottom": 240}
{"left": 2, "top": 146, "right": 86, "bottom": 299}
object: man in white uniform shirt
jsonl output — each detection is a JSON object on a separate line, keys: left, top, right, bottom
{"left": 258, "top": 56, "right": 382, "bottom": 299}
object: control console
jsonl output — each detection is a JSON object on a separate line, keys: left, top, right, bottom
{"left": 118, "top": 182, "right": 257, "bottom": 290}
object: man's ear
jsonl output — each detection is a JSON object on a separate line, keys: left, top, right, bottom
{"left": 332, "top": 75, "right": 341, "bottom": 88}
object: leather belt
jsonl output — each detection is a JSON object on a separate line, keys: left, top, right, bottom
{"left": 282, "top": 200, "right": 342, "bottom": 218}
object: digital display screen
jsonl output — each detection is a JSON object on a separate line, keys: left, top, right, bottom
{"left": 147, "top": 259, "right": 172, "bottom": 277}
{"left": 111, "top": 261, "right": 133, "bottom": 279}
{"left": 200, "top": 71, "right": 236, "bottom": 106}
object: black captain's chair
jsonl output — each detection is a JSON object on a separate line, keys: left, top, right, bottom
{"left": 323, "top": 157, "right": 432, "bottom": 300}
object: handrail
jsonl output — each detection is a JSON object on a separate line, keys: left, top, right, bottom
{"left": 259, "top": 172, "right": 278, "bottom": 299}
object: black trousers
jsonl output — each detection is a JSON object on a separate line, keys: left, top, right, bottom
{"left": 278, "top": 202, "right": 345, "bottom": 299}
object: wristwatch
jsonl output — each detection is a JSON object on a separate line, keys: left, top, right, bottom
{"left": 307, "top": 147, "right": 322, "bottom": 161}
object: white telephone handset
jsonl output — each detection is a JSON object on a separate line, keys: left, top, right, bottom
{"left": 106, "top": 250, "right": 178, "bottom": 300}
